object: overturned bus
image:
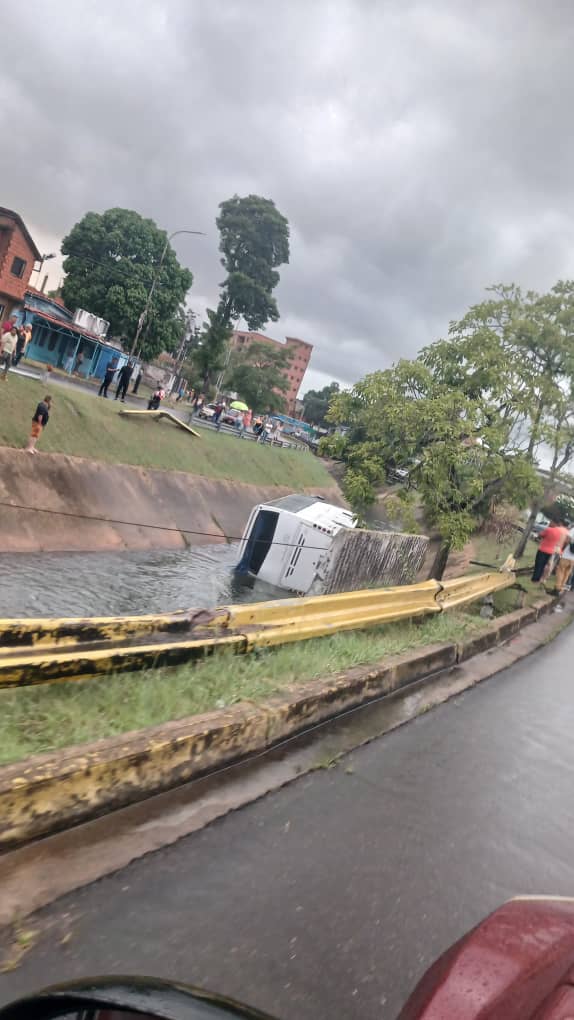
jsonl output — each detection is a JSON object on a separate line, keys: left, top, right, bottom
{"left": 234, "top": 494, "right": 429, "bottom": 596}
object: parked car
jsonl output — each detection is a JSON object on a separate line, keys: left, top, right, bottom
{"left": 198, "top": 403, "right": 217, "bottom": 420}
{"left": 531, "top": 514, "right": 550, "bottom": 540}
{"left": 220, "top": 407, "right": 243, "bottom": 427}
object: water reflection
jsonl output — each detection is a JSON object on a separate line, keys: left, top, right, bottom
{"left": 0, "top": 544, "right": 281, "bottom": 617}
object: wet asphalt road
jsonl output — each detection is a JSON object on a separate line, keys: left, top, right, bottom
{"left": 2, "top": 624, "right": 574, "bottom": 1019}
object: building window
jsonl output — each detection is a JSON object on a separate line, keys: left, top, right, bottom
{"left": 10, "top": 256, "right": 27, "bottom": 279}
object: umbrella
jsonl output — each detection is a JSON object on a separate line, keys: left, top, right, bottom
{"left": 230, "top": 400, "right": 249, "bottom": 411}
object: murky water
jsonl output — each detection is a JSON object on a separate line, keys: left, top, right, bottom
{"left": 0, "top": 544, "right": 281, "bottom": 618}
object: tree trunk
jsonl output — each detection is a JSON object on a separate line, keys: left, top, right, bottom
{"left": 428, "top": 540, "right": 451, "bottom": 581}
{"left": 513, "top": 502, "right": 542, "bottom": 560}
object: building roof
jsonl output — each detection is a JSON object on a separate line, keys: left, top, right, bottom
{"left": 24, "top": 304, "right": 109, "bottom": 343}
{"left": 0, "top": 208, "right": 42, "bottom": 261}
{"left": 26, "top": 285, "right": 67, "bottom": 308}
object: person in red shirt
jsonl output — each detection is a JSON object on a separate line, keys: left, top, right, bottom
{"left": 531, "top": 520, "right": 570, "bottom": 582}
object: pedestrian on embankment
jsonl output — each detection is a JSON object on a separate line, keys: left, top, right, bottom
{"left": 98, "top": 361, "right": 116, "bottom": 398}
{"left": 531, "top": 519, "right": 569, "bottom": 583}
{"left": 0, "top": 327, "right": 17, "bottom": 380}
{"left": 13, "top": 326, "right": 27, "bottom": 366}
{"left": 115, "top": 361, "right": 133, "bottom": 402}
{"left": 554, "top": 524, "right": 574, "bottom": 592}
{"left": 26, "top": 395, "right": 52, "bottom": 454}
{"left": 132, "top": 367, "right": 143, "bottom": 394}
{"left": 240, "top": 408, "right": 252, "bottom": 438}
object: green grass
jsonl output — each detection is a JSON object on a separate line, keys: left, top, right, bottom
{"left": 0, "top": 612, "right": 486, "bottom": 766}
{"left": 472, "top": 532, "right": 535, "bottom": 571}
{"left": 0, "top": 375, "right": 332, "bottom": 488}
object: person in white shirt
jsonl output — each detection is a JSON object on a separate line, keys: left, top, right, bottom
{"left": 555, "top": 525, "right": 574, "bottom": 592}
{"left": 0, "top": 327, "right": 17, "bottom": 380}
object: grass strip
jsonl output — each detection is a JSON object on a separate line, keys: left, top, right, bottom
{"left": 0, "top": 612, "right": 487, "bottom": 765}
{"left": 0, "top": 375, "right": 332, "bottom": 488}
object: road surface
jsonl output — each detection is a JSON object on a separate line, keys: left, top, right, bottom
{"left": 1, "top": 624, "right": 573, "bottom": 1019}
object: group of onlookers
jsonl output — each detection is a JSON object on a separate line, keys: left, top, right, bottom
{"left": 0, "top": 323, "right": 32, "bottom": 379}
{"left": 531, "top": 518, "right": 574, "bottom": 594}
{"left": 98, "top": 359, "right": 144, "bottom": 401}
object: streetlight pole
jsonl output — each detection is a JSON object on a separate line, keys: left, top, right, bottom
{"left": 130, "top": 229, "right": 205, "bottom": 358}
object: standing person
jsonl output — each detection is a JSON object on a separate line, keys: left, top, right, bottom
{"left": 25, "top": 395, "right": 52, "bottom": 453}
{"left": 114, "top": 361, "right": 133, "bottom": 402}
{"left": 260, "top": 416, "right": 272, "bottom": 443}
{"left": 13, "top": 326, "right": 27, "bottom": 366}
{"left": 213, "top": 399, "right": 225, "bottom": 428}
{"left": 554, "top": 524, "right": 574, "bottom": 592}
{"left": 132, "top": 366, "right": 143, "bottom": 394}
{"left": 23, "top": 323, "right": 32, "bottom": 358}
{"left": 98, "top": 361, "right": 116, "bottom": 398}
{"left": 74, "top": 349, "right": 84, "bottom": 375}
{"left": 241, "top": 408, "right": 253, "bottom": 438}
{"left": 531, "top": 519, "right": 569, "bottom": 583}
{"left": 0, "top": 327, "right": 17, "bottom": 380}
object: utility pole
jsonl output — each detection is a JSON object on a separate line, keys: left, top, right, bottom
{"left": 130, "top": 229, "right": 205, "bottom": 358}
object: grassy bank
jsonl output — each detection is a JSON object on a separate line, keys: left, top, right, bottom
{"left": 0, "top": 613, "right": 486, "bottom": 766}
{"left": 0, "top": 375, "right": 332, "bottom": 488}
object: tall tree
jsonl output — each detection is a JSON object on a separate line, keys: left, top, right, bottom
{"left": 424, "top": 282, "right": 574, "bottom": 558}
{"left": 325, "top": 356, "right": 540, "bottom": 578}
{"left": 61, "top": 208, "right": 193, "bottom": 360}
{"left": 198, "top": 195, "right": 290, "bottom": 387}
{"left": 302, "top": 381, "right": 340, "bottom": 427}
{"left": 226, "top": 340, "right": 292, "bottom": 412}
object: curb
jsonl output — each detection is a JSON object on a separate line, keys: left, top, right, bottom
{"left": 0, "top": 598, "right": 558, "bottom": 850}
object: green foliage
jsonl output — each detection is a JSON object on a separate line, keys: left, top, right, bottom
{"left": 424, "top": 282, "right": 574, "bottom": 473}
{"left": 424, "top": 281, "right": 574, "bottom": 557}
{"left": 327, "top": 353, "right": 541, "bottom": 565}
{"left": 385, "top": 490, "right": 420, "bottom": 535}
{"left": 226, "top": 340, "right": 292, "bottom": 412}
{"left": 198, "top": 194, "right": 290, "bottom": 387}
{"left": 192, "top": 308, "right": 232, "bottom": 388}
{"left": 543, "top": 493, "right": 574, "bottom": 525}
{"left": 61, "top": 208, "right": 193, "bottom": 360}
{"left": 217, "top": 195, "right": 290, "bottom": 328}
{"left": 319, "top": 431, "right": 348, "bottom": 460}
{"left": 302, "top": 381, "right": 340, "bottom": 427}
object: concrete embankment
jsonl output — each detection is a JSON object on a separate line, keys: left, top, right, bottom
{"left": 0, "top": 446, "right": 342, "bottom": 553}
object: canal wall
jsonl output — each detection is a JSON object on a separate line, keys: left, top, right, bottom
{"left": 0, "top": 447, "right": 343, "bottom": 554}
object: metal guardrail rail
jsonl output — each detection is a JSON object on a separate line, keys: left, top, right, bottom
{"left": 119, "top": 408, "right": 201, "bottom": 437}
{"left": 0, "top": 572, "right": 514, "bottom": 689}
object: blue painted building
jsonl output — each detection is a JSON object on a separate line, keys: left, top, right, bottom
{"left": 14, "top": 289, "right": 128, "bottom": 378}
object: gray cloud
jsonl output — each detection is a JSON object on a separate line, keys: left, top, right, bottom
{"left": 3, "top": 0, "right": 574, "bottom": 392}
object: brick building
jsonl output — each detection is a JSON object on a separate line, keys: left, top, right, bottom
{"left": 231, "top": 330, "right": 313, "bottom": 414}
{"left": 0, "top": 208, "right": 41, "bottom": 323}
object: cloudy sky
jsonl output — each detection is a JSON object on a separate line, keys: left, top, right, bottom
{"left": 3, "top": 0, "right": 574, "bottom": 393}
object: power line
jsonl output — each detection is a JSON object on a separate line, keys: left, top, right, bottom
{"left": 0, "top": 499, "right": 340, "bottom": 552}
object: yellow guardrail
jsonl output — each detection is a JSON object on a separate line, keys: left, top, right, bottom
{"left": 119, "top": 408, "right": 201, "bottom": 437}
{"left": 0, "top": 571, "right": 515, "bottom": 688}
